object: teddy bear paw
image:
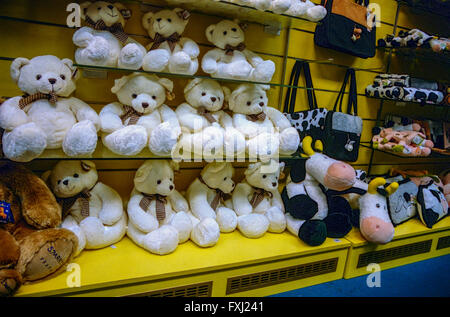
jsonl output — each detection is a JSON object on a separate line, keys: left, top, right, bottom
{"left": 224, "top": 128, "right": 246, "bottom": 156}
{"left": 149, "top": 123, "right": 180, "bottom": 156}
{"left": 169, "top": 211, "right": 193, "bottom": 244}
{"left": 191, "top": 218, "right": 220, "bottom": 247}
{"left": 0, "top": 270, "right": 22, "bottom": 297}
{"left": 169, "top": 52, "right": 192, "bottom": 73}
{"left": 216, "top": 207, "right": 238, "bottom": 233}
{"left": 237, "top": 214, "right": 270, "bottom": 238}
{"left": 2, "top": 122, "right": 47, "bottom": 162}
{"left": 226, "top": 60, "right": 253, "bottom": 80}
{"left": 306, "top": 6, "right": 327, "bottom": 22}
{"left": 119, "top": 43, "right": 144, "bottom": 70}
{"left": 265, "top": 207, "right": 287, "bottom": 233}
{"left": 252, "top": 60, "right": 276, "bottom": 83}
{"left": 279, "top": 127, "right": 300, "bottom": 155}
{"left": 103, "top": 125, "right": 148, "bottom": 156}
{"left": 82, "top": 37, "right": 111, "bottom": 63}
{"left": 142, "top": 49, "right": 170, "bottom": 72}
{"left": 143, "top": 225, "right": 179, "bottom": 255}
{"left": 63, "top": 120, "right": 98, "bottom": 157}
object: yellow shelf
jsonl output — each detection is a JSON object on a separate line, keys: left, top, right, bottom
{"left": 344, "top": 217, "right": 450, "bottom": 279}
{"left": 16, "top": 231, "right": 350, "bottom": 297}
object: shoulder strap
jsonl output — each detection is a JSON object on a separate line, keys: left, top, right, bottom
{"left": 333, "top": 68, "right": 358, "bottom": 115}
{"left": 283, "top": 60, "right": 318, "bottom": 114}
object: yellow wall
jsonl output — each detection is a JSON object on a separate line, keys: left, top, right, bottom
{"left": 0, "top": 0, "right": 448, "bottom": 197}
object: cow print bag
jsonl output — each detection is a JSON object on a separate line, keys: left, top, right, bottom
{"left": 283, "top": 60, "right": 328, "bottom": 148}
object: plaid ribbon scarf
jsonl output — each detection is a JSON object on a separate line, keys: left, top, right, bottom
{"left": 198, "top": 175, "right": 229, "bottom": 211}
{"left": 148, "top": 32, "right": 181, "bottom": 52}
{"left": 58, "top": 185, "right": 96, "bottom": 219}
{"left": 120, "top": 105, "right": 144, "bottom": 125}
{"left": 85, "top": 16, "right": 128, "bottom": 44}
{"left": 249, "top": 187, "right": 273, "bottom": 209}
{"left": 139, "top": 193, "right": 167, "bottom": 223}
{"left": 246, "top": 112, "right": 266, "bottom": 122}
{"left": 224, "top": 43, "right": 246, "bottom": 56}
{"left": 18, "top": 92, "right": 58, "bottom": 109}
{"left": 197, "top": 106, "right": 217, "bottom": 124}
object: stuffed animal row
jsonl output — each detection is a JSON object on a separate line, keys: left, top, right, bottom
{"left": 72, "top": 3, "right": 276, "bottom": 82}
{"left": 365, "top": 73, "right": 445, "bottom": 105}
{"left": 372, "top": 123, "right": 434, "bottom": 157}
{"left": 228, "top": 0, "right": 327, "bottom": 22}
{"left": 0, "top": 55, "right": 299, "bottom": 163}
{"left": 378, "top": 29, "right": 450, "bottom": 53}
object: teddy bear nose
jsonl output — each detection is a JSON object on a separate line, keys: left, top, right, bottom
{"left": 211, "top": 97, "right": 216, "bottom": 102}
{"left": 259, "top": 102, "right": 264, "bottom": 106}
{"left": 169, "top": 185, "right": 174, "bottom": 191}
{"left": 107, "top": 4, "right": 114, "bottom": 9}
{"left": 48, "top": 78, "right": 57, "bottom": 85}
{"left": 63, "top": 179, "right": 69, "bottom": 186}
{"left": 272, "top": 182, "right": 277, "bottom": 187}
{"left": 232, "top": 28, "right": 237, "bottom": 32}
{"left": 142, "top": 102, "right": 149, "bottom": 108}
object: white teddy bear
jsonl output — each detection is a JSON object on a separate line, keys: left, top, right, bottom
{"left": 228, "top": 83, "right": 300, "bottom": 160}
{"left": 202, "top": 19, "right": 276, "bottom": 83}
{"left": 173, "top": 78, "right": 246, "bottom": 160}
{"left": 42, "top": 160, "right": 127, "bottom": 256}
{"left": 73, "top": 1, "right": 147, "bottom": 69}
{"left": 232, "top": 159, "right": 286, "bottom": 238}
{"left": 186, "top": 162, "right": 238, "bottom": 247}
{"left": 0, "top": 55, "right": 100, "bottom": 162}
{"left": 141, "top": 8, "right": 200, "bottom": 75}
{"left": 99, "top": 73, "right": 181, "bottom": 156}
{"left": 280, "top": 0, "right": 327, "bottom": 22}
{"left": 127, "top": 160, "right": 193, "bottom": 255}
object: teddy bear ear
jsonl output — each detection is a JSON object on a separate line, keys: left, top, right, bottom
{"left": 40, "top": 170, "right": 52, "bottom": 187}
{"left": 244, "top": 162, "right": 261, "bottom": 177}
{"left": 184, "top": 78, "right": 203, "bottom": 94}
{"left": 222, "top": 86, "right": 231, "bottom": 109}
{"left": 170, "top": 161, "right": 180, "bottom": 172}
{"left": 61, "top": 58, "right": 79, "bottom": 80}
{"left": 115, "top": 3, "right": 132, "bottom": 19}
{"left": 158, "top": 78, "right": 175, "bottom": 100}
{"left": 259, "top": 84, "right": 271, "bottom": 91}
{"left": 135, "top": 162, "right": 152, "bottom": 183}
{"left": 234, "top": 19, "right": 248, "bottom": 31}
{"left": 81, "top": 160, "right": 96, "bottom": 172}
{"left": 111, "top": 74, "right": 134, "bottom": 94}
{"left": 142, "top": 11, "right": 154, "bottom": 30}
{"left": 79, "top": 1, "right": 92, "bottom": 20}
{"left": 10, "top": 57, "right": 30, "bottom": 83}
{"left": 205, "top": 24, "right": 216, "bottom": 43}
{"left": 174, "top": 8, "right": 190, "bottom": 21}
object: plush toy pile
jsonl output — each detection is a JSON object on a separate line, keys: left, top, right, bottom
{"left": 72, "top": 1, "right": 146, "bottom": 69}
{"left": 0, "top": 164, "right": 78, "bottom": 296}
{"left": 378, "top": 29, "right": 450, "bottom": 53}
{"left": 365, "top": 73, "right": 445, "bottom": 105}
{"left": 228, "top": 0, "right": 327, "bottom": 22}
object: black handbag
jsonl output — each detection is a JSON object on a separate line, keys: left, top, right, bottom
{"left": 323, "top": 68, "right": 362, "bottom": 162}
{"left": 283, "top": 60, "right": 328, "bottom": 144}
{"left": 314, "top": 0, "right": 376, "bottom": 58}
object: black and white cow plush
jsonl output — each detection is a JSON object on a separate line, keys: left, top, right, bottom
{"left": 284, "top": 108, "right": 328, "bottom": 140}
{"left": 281, "top": 136, "right": 356, "bottom": 246}
{"left": 365, "top": 84, "right": 444, "bottom": 105}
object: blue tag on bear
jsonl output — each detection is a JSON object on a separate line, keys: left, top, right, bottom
{"left": 0, "top": 201, "right": 14, "bottom": 224}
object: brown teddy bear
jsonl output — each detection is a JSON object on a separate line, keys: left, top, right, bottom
{"left": 0, "top": 163, "right": 78, "bottom": 296}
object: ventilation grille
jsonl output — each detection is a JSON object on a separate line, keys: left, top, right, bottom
{"left": 436, "top": 236, "right": 450, "bottom": 250}
{"left": 226, "top": 258, "right": 338, "bottom": 295}
{"left": 128, "top": 281, "right": 212, "bottom": 297}
{"left": 357, "top": 240, "right": 432, "bottom": 268}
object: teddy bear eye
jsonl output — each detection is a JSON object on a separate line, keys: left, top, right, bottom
{"left": 60, "top": 74, "right": 66, "bottom": 80}
{"left": 376, "top": 203, "right": 380, "bottom": 208}
{"left": 36, "top": 74, "right": 42, "bottom": 80}
{"left": 97, "top": 7, "right": 101, "bottom": 10}
{"left": 223, "top": 177, "right": 227, "bottom": 181}
{"left": 73, "top": 173, "right": 79, "bottom": 178}
{"left": 167, "top": 18, "right": 172, "bottom": 22}
{"left": 157, "top": 18, "right": 162, "bottom": 22}
{"left": 223, "top": 31, "right": 227, "bottom": 35}
{"left": 201, "top": 92, "right": 206, "bottom": 96}
{"left": 132, "top": 94, "right": 137, "bottom": 98}
{"left": 57, "top": 180, "right": 61, "bottom": 184}
{"left": 247, "top": 101, "right": 251, "bottom": 106}
{"left": 157, "top": 180, "right": 162, "bottom": 184}
{"left": 260, "top": 96, "right": 263, "bottom": 99}
{"left": 232, "top": 28, "right": 237, "bottom": 32}
{"left": 152, "top": 96, "right": 156, "bottom": 100}
{"left": 262, "top": 175, "right": 267, "bottom": 178}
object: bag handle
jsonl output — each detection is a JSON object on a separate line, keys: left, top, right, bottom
{"left": 283, "top": 60, "right": 318, "bottom": 114}
{"left": 333, "top": 68, "right": 358, "bottom": 115}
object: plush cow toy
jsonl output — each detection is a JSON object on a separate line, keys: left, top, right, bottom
{"left": 281, "top": 136, "right": 356, "bottom": 246}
